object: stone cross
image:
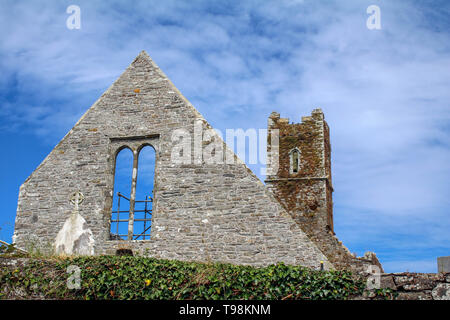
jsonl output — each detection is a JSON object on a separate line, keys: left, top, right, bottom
{"left": 69, "top": 191, "right": 84, "bottom": 212}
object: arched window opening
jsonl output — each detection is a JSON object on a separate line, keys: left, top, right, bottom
{"left": 289, "top": 148, "right": 301, "bottom": 174}
{"left": 110, "top": 148, "right": 133, "bottom": 240}
{"left": 133, "top": 145, "right": 156, "bottom": 240}
{"left": 292, "top": 151, "right": 299, "bottom": 173}
{"left": 110, "top": 144, "right": 156, "bottom": 241}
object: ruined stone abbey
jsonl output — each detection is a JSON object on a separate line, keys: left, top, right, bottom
{"left": 13, "top": 51, "right": 382, "bottom": 273}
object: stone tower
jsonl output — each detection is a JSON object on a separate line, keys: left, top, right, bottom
{"left": 265, "top": 108, "right": 333, "bottom": 234}
{"left": 265, "top": 109, "right": 383, "bottom": 272}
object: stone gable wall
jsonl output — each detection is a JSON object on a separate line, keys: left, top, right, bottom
{"left": 13, "top": 51, "right": 331, "bottom": 269}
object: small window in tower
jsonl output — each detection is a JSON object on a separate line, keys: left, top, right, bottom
{"left": 293, "top": 151, "right": 299, "bottom": 173}
{"left": 289, "top": 148, "right": 301, "bottom": 174}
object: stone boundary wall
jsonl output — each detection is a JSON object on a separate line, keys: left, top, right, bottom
{"left": 360, "top": 272, "right": 450, "bottom": 300}
{"left": 2, "top": 258, "right": 449, "bottom": 300}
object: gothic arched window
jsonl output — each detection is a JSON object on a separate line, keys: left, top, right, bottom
{"left": 110, "top": 143, "right": 156, "bottom": 241}
{"left": 133, "top": 145, "right": 156, "bottom": 240}
{"left": 110, "top": 147, "right": 133, "bottom": 240}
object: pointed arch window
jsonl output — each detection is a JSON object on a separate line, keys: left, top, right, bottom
{"left": 110, "top": 148, "right": 133, "bottom": 240}
{"left": 289, "top": 148, "right": 301, "bottom": 174}
{"left": 110, "top": 143, "right": 156, "bottom": 240}
{"left": 133, "top": 145, "right": 156, "bottom": 240}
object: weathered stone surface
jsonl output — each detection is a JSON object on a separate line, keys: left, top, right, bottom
{"left": 393, "top": 274, "right": 415, "bottom": 287}
{"left": 54, "top": 212, "right": 94, "bottom": 255}
{"left": 400, "top": 277, "right": 433, "bottom": 291}
{"left": 362, "top": 272, "right": 450, "bottom": 300}
{"left": 380, "top": 275, "right": 397, "bottom": 290}
{"left": 0, "top": 257, "right": 28, "bottom": 268}
{"left": 396, "top": 291, "right": 433, "bottom": 300}
{"left": 13, "top": 51, "right": 332, "bottom": 269}
{"left": 391, "top": 272, "right": 446, "bottom": 291}
{"left": 432, "top": 283, "right": 450, "bottom": 300}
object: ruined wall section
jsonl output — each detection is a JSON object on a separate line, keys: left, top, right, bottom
{"left": 265, "top": 110, "right": 381, "bottom": 272}
{"left": 13, "top": 51, "right": 332, "bottom": 269}
{"left": 360, "top": 272, "right": 450, "bottom": 300}
{"left": 323, "top": 121, "right": 334, "bottom": 230}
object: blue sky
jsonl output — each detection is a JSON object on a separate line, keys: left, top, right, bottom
{"left": 1, "top": 0, "right": 449, "bottom": 272}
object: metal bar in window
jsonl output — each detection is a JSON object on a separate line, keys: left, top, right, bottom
{"left": 144, "top": 196, "right": 148, "bottom": 240}
{"left": 111, "top": 218, "right": 151, "bottom": 223}
{"left": 118, "top": 193, "right": 131, "bottom": 201}
{"left": 134, "top": 225, "right": 152, "bottom": 240}
{"left": 116, "top": 192, "right": 120, "bottom": 236}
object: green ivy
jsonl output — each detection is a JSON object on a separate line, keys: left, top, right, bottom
{"left": 0, "top": 256, "right": 366, "bottom": 300}
{"left": 372, "top": 288, "right": 399, "bottom": 300}
{"left": 0, "top": 243, "right": 17, "bottom": 256}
